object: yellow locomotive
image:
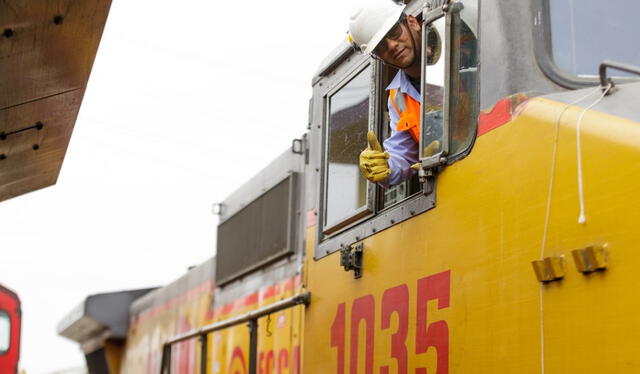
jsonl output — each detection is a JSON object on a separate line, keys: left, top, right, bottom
{"left": 59, "top": 0, "right": 640, "bottom": 373}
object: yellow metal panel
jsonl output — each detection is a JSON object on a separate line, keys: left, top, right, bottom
{"left": 528, "top": 98, "right": 640, "bottom": 373}
{"left": 119, "top": 282, "right": 214, "bottom": 374}
{"left": 104, "top": 340, "right": 125, "bottom": 374}
{"left": 304, "top": 96, "right": 640, "bottom": 373}
{"left": 208, "top": 278, "right": 304, "bottom": 374}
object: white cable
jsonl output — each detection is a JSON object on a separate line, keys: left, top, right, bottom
{"left": 540, "top": 87, "right": 599, "bottom": 256}
{"left": 538, "top": 86, "right": 600, "bottom": 374}
{"left": 576, "top": 84, "right": 611, "bottom": 224}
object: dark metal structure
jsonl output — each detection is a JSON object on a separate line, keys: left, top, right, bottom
{"left": 58, "top": 288, "right": 155, "bottom": 374}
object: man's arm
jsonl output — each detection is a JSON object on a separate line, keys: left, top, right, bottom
{"left": 383, "top": 130, "right": 418, "bottom": 186}
{"left": 382, "top": 96, "right": 418, "bottom": 186}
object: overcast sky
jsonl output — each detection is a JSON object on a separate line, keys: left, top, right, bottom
{"left": 0, "top": 1, "right": 359, "bottom": 372}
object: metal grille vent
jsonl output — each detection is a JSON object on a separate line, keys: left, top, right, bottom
{"left": 216, "top": 175, "right": 296, "bottom": 285}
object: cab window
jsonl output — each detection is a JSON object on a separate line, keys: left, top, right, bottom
{"left": 323, "top": 64, "right": 373, "bottom": 233}
{"left": 548, "top": 0, "right": 640, "bottom": 77}
{"left": 421, "top": 17, "right": 446, "bottom": 158}
{"left": 448, "top": 8, "right": 478, "bottom": 156}
{"left": 317, "top": 1, "right": 478, "bottom": 256}
{"left": 0, "top": 310, "right": 9, "bottom": 354}
{"left": 420, "top": 2, "right": 478, "bottom": 162}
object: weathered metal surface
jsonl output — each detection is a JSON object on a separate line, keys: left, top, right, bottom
{"left": 0, "top": 89, "right": 83, "bottom": 201}
{"left": 0, "top": 0, "right": 112, "bottom": 202}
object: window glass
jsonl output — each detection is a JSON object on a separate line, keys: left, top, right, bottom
{"left": 421, "top": 17, "right": 446, "bottom": 158}
{"left": 325, "top": 65, "right": 372, "bottom": 229}
{"left": 0, "top": 310, "right": 9, "bottom": 354}
{"left": 449, "top": 9, "right": 478, "bottom": 155}
{"left": 549, "top": 0, "right": 640, "bottom": 77}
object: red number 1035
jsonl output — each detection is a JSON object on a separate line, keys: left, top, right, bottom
{"left": 330, "top": 270, "right": 450, "bottom": 374}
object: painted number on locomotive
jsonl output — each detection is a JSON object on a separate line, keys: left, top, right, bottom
{"left": 330, "top": 270, "right": 450, "bottom": 374}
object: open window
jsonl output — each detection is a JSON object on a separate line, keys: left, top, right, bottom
{"left": 419, "top": 0, "right": 478, "bottom": 169}
{"left": 323, "top": 64, "right": 374, "bottom": 234}
{"left": 0, "top": 310, "right": 9, "bottom": 354}
{"left": 316, "top": 0, "right": 479, "bottom": 258}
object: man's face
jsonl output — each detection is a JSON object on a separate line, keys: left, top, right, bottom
{"left": 374, "top": 16, "right": 422, "bottom": 69}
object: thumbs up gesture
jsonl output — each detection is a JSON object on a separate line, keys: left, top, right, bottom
{"left": 359, "top": 131, "right": 391, "bottom": 183}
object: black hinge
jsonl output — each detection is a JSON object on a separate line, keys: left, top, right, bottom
{"left": 340, "top": 243, "right": 363, "bottom": 279}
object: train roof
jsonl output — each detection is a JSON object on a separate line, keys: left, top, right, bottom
{"left": 129, "top": 256, "right": 216, "bottom": 317}
{"left": 216, "top": 147, "right": 304, "bottom": 224}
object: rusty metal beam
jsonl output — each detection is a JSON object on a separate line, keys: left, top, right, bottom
{"left": 0, "top": 0, "right": 113, "bottom": 202}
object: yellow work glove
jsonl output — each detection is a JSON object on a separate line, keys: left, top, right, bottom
{"left": 410, "top": 140, "right": 441, "bottom": 170}
{"left": 359, "top": 131, "right": 391, "bottom": 183}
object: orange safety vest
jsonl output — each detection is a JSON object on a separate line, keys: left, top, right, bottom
{"left": 389, "top": 88, "right": 420, "bottom": 143}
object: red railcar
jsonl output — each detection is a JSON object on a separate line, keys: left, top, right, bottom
{"left": 0, "top": 285, "right": 20, "bottom": 374}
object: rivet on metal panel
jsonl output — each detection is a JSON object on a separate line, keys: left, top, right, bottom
{"left": 390, "top": 219, "right": 395, "bottom": 224}
{"left": 53, "top": 16, "right": 64, "bottom": 25}
{"left": 532, "top": 256, "right": 565, "bottom": 283}
{"left": 0, "top": 154, "right": 6, "bottom": 160}
{"left": 2, "top": 28, "right": 13, "bottom": 38}
{"left": 572, "top": 245, "right": 608, "bottom": 273}
{"left": 35, "top": 122, "right": 44, "bottom": 130}
{"left": 32, "top": 144, "right": 39, "bottom": 151}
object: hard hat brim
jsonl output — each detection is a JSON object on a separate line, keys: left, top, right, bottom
{"left": 363, "top": 5, "right": 405, "bottom": 55}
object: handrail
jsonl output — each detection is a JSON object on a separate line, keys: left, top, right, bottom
{"left": 160, "top": 292, "right": 311, "bottom": 374}
{"left": 599, "top": 60, "right": 640, "bottom": 95}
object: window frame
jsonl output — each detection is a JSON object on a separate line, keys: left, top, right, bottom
{"left": 532, "top": 0, "right": 639, "bottom": 89}
{"left": 320, "top": 60, "right": 377, "bottom": 236}
{"left": 419, "top": 11, "right": 450, "bottom": 169}
{"left": 315, "top": 50, "right": 437, "bottom": 260}
{"left": 0, "top": 309, "right": 10, "bottom": 355}
{"left": 315, "top": 0, "right": 481, "bottom": 260}
{"left": 419, "top": 1, "right": 479, "bottom": 170}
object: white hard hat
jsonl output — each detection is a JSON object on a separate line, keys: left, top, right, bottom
{"left": 348, "top": 0, "right": 406, "bottom": 55}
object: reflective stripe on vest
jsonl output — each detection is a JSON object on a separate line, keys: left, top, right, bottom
{"left": 389, "top": 88, "right": 420, "bottom": 143}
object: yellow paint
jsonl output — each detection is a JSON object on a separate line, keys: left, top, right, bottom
{"left": 104, "top": 340, "right": 125, "bottom": 374}
{"left": 303, "top": 97, "right": 640, "bottom": 373}
{"left": 120, "top": 282, "right": 214, "bottom": 374}
{"left": 205, "top": 279, "right": 305, "bottom": 374}
{"left": 117, "top": 96, "right": 640, "bottom": 373}
{"left": 119, "top": 277, "right": 304, "bottom": 374}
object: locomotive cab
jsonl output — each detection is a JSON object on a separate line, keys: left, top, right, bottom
{"left": 304, "top": 0, "right": 640, "bottom": 372}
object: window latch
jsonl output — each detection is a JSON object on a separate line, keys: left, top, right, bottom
{"left": 418, "top": 167, "right": 437, "bottom": 195}
{"left": 340, "top": 243, "right": 363, "bottom": 279}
